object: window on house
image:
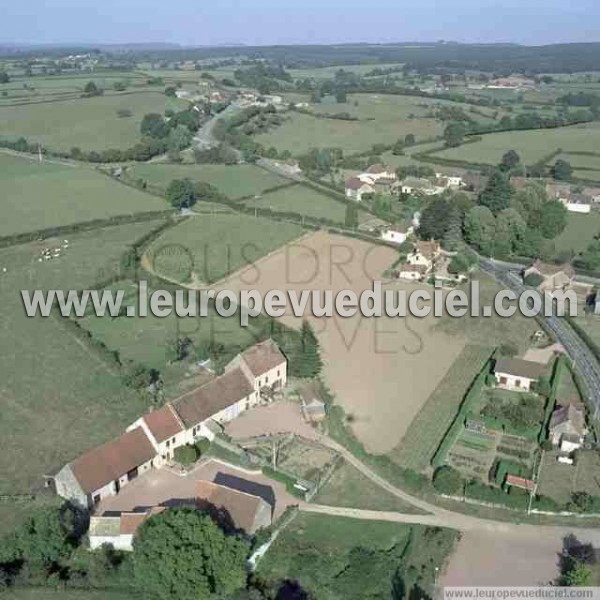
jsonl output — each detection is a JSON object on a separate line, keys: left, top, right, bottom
{"left": 166, "top": 440, "right": 170, "bottom": 447}
{"left": 93, "top": 494, "right": 101, "bottom": 505}
{"left": 266, "top": 375, "right": 269, "bottom": 383}
{"left": 277, "top": 370, "right": 280, "bottom": 377}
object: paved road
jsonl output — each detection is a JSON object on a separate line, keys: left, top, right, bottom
{"left": 480, "top": 258, "right": 600, "bottom": 418}
{"left": 193, "top": 102, "right": 243, "bottom": 152}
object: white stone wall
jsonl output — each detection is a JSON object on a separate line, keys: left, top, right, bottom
{"left": 89, "top": 534, "right": 134, "bottom": 551}
{"left": 494, "top": 372, "right": 533, "bottom": 392}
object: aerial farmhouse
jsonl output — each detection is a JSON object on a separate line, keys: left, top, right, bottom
{"left": 345, "top": 176, "right": 375, "bottom": 201}
{"left": 380, "top": 223, "right": 413, "bottom": 245}
{"left": 55, "top": 340, "right": 287, "bottom": 509}
{"left": 88, "top": 479, "right": 272, "bottom": 550}
{"left": 395, "top": 240, "right": 441, "bottom": 281}
{"left": 549, "top": 402, "right": 587, "bottom": 452}
{"left": 493, "top": 358, "right": 546, "bottom": 392}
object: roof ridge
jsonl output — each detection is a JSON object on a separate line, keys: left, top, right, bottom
{"left": 166, "top": 402, "right": 186, "bottom": 431}
{"left": 198, "top": 480, "right": 263, "bottom": 505}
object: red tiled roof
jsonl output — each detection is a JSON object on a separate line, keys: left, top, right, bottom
{"left": 505, "top": 474, "right": 535, "bottom": 492}
{"left": 241, "top": 339, "right": 286, "bottom": 378}
{"left": 120, "top": 507, "right": 165, "bottom": 535}
{"left": 143, "top": 405, "right": 183, "bottom": 444}
{"left": 172, "top": 367, "right": 254, "bottom": 429}
{"left": 345, "top": 176, "right": 370, "bottom": 190}
{"left": 70, "top": 428, "right": 156, "bottom": 494}
{"left": 196, "top": 480, "right": 269, "bottom": 534}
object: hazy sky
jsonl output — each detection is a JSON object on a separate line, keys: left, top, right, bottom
{"left": 3, "top": 0, "right": 600, "bottom": 46}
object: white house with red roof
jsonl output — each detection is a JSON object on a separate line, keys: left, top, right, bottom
{"left": 345, "top": 176, "right": 375, "bottom": 201}
{"left": 55, "top": 340, "right": 287, "bottom": 508}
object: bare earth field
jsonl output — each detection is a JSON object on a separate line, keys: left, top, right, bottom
{"left": 441, "top": 530, "right": 561, "bottom": 588}
{"left": 199, "top": 231, "right": 466, "bottom": 454}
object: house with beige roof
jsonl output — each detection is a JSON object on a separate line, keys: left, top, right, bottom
{"left": 494, "top": 358, "right": 546, "bottom": 392}
{"left": 55, "top": 340, "right": 287, "bottom": 508}
{"left": 380, "top": 223, "right": 413, "bottom": 245}
{"left": 396, "top": 263, "right": 428, "bottom": 281}
{"left": 549, "top": 402, "right": 587, "bottom": 452}
{"left": 363, "top": 163, "right": 396, "bottom": 181}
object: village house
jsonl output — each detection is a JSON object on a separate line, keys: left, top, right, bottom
{"left": 54, "top": 427, "right": 157, "bottom": 509}
{"left": 563, "top": 193, "right": 592, "bottom": 214}
{"left": 545, "top": 182, "right": 571, "bottom": 202}
{"left": 549, "top": 402, "right": 587, "bottom": 452}
{"left": 395, "top": 263, "right": 428, "bottom": 281}
{"left": 55, "top": 340, "right": 287, "bottom": 508}
{"left": 345, "top": 176, "right": 375, "bottom": 201}
{"left": 395, "top": 240, "right": 440, "bottom": 281}
{"left": 435, "top": 172, "right": 463, "bottom": 188}
{"left": 380, "top": 223, "right": 413, "bottom": 245}
{"left": 493, "top": 358, "right": 546, "bottom": 392}
{"left": 400, "top": 176, "right": 442, "bottom": 196}
{"left": 523, "top": 260, "right": 575, "bottom": 293}
{"left": 89, "top": 507, "right": 165, "bottom": 551}
{"left": 362, "top": 163, "right": 396, "bottom": 182}
{"left": 582, "top": 186, "right": 600, "bottom": 203}
{"left": 407, "top": 240, "right": 440, "bottom": 269}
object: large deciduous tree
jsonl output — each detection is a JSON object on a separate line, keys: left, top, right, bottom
{"left": 499, "top": 149, "right": 521, "bottom": 172}
{"left": 133, "top": 508, "right": 249, "bottom": 600}
{"left": 539, "top": 199, "right": 568, "bottom": 239}
{"left": 443, "top": 122, "right": 467, "bottom": 148}
{"left": 166, "top": 178, "right": 196, "bottom": 209}
{"left": 551, "top": 159, "right": 573, "bottom": 181}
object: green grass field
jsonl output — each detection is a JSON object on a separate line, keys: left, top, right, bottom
{"left": 0, "top": 91, "right": 184, "bottom": 151}
{"left": 0, "top": 73, "right": 153, "bottom": 106}
{"left": 435, "top": 274, "right": 540, "bottom": 349}
{"left": 389, "top": 344, "right": 493, "bottom": 471}
{"left": 240, "top": 183, "right": 348, "bottom": 222}
{"left": 258, "top": 513, "right": 457, "bottom": 600}
{"left": 314, "top": 460, "right": 426, "bottom": 513}
{"left": 124, "top": 162, "right": 288, "bottom": 199}
{"left": 554, "top": 212, "right": 600, "bottom": 254}
{"left": 538, "top": 450, "right": 600, "bottom": 506}
{"left": 79, "top": 280, "right": 265, "bottom": 391}
{"left": 254, "top": 93, "right": 502, "bottom": 155}
{"left": 432, "top": 122, "right": 600, "bottom": 166}
{"left": 0, "top": 221, "right": 164, "bottom": 495}
{"left": 146, "top": 212, "right": 305, "bottom": 284}
{"left": 0, "top": 153, "right": 167, "bottom": 235}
